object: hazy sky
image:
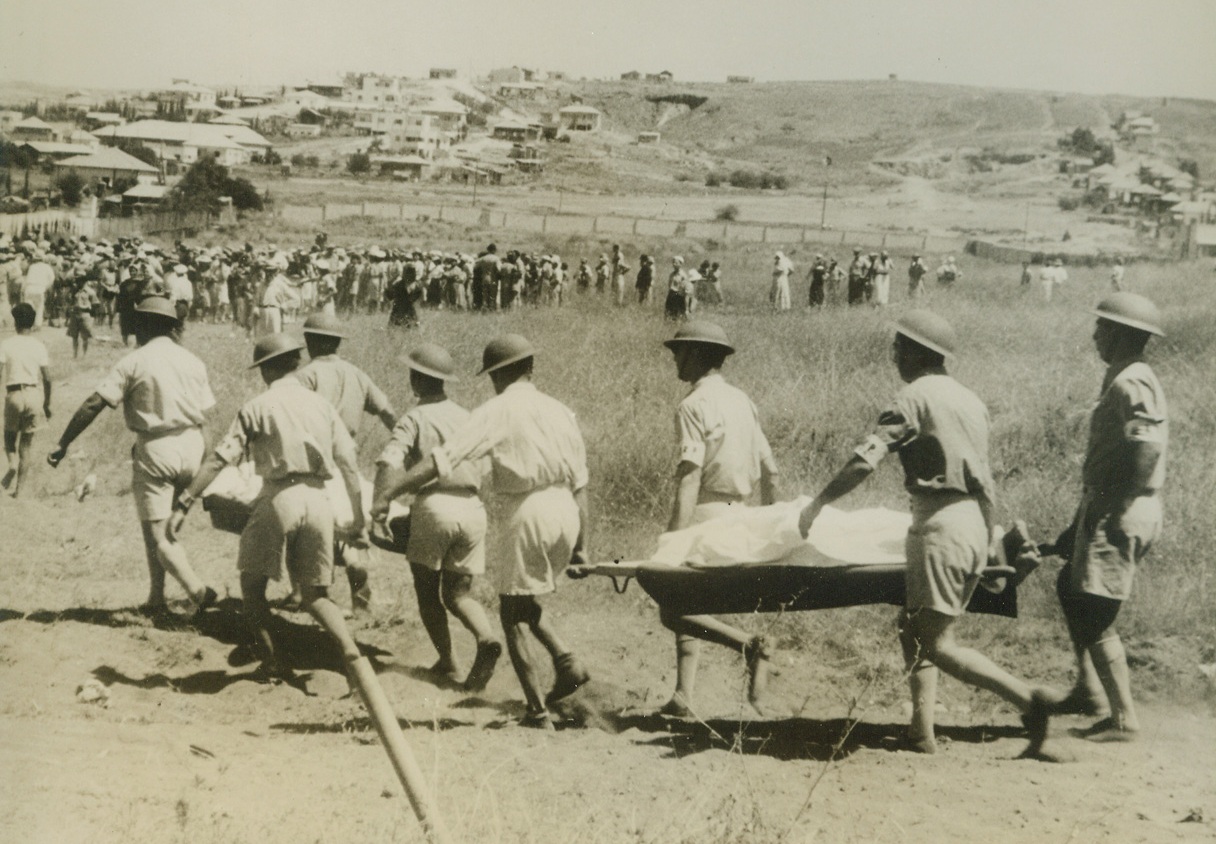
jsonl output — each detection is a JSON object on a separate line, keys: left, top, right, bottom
{"left": 3, "top": 0, "right": 1214, "bottom": 99}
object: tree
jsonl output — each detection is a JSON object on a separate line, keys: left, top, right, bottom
{"left": 1070, "top": 126, "right": 1097, "bottom": 153}
{"left": 1179, "top": 159, "right": 1200, "bottom": 180}
{"left": 168, "top": 154, "right": 262, "bottom": 213}
{"left": 56, "top": 171, "right": 86, "bottom": 206}
{"left": 347, "top": 151, "right": 371, "bottom": 175}
{"left": 116, "top": 141, "right": 160, "bottom": 169}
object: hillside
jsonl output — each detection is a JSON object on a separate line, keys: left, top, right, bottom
{"left": 552, "top": 79, "right": 1216, "bottom": 190}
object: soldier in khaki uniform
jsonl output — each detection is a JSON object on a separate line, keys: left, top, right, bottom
{"left": 50, "top": 296, "right": 217, "bottom": 616}
{"left": 659, "top": 321, "right": 780, "bottom": 718}
{"left": 371, "top": 344, "right": 502, "bottom": 691}
{"left": 289, "top": 312, "right": 397, "bottom": 610}
{"left": 380, "top": 335, "right": 591, "bottom": 729}
{"left": 170, "top": 335, "right": 369, "bottom": 681}
{"left": 1047, "top": 293, "right": 1168, "bottom": 742}
{"left": 799, "top": 311, "right": 1056, "bottom": 758}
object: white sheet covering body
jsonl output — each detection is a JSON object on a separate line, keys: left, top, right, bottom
{"left": 201, "top": 462, "right": 407, "bottom": 532}
{"left": 650, "top": 497, "right": 910, "bottom": 569}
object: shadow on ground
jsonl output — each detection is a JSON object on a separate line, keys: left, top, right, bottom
{"left": 616, "top": 714, "right": 1026, "bottom": 761}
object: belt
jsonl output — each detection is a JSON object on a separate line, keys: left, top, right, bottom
{"left": 6, "top": 383, "right": 37, "bottom": 392}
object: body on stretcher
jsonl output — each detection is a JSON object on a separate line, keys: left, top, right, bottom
{"left": 200, "top": 463, "right": 409, "bottom": 545}
{"left": 584, "top": 500, "right": 1037, "bottom": 619}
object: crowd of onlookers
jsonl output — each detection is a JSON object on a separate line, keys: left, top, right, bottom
{"left": 1, "top": 230, "right": 987, "bottom": 362}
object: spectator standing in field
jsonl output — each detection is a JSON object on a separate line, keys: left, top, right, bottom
{"left": 258, "top": 260, "right": 295, "bottom": 335}
{"left": 168, "top": 334, "right": 369, "bottom": 682}
{"left": 847, "top": 247, "right": 870, "bottom": 305}
{"left": 870, "top": 250, "right": 894, "bottom": 306}
{"left": 635, "top": 255, "right": 655, "bottom": 305}
{"left": 798, "top": 310, "right": 1056, "bottom": 758}
{"left": 705, "top": 261, "right": 724, "bottom": 305}
{"left": 659, "top": 321, "right": 781, "bottom": 718}
{"left": 21, "top": 251, "right": 55, "bottom": 328}
{"left": 473, "top": 244, "right": 500, "bottom": 311}
{"left": 1110, "top": 257, "right": 1125, "bottom": 291}
{"left": 610, "top": 244, "right": 631, "bottom": 306}
{"left": 48, "top": 297, "right": 218, "bottom": 616}
{"left": 2, "top": 303, "right": 52, "bottom": 498}
{"left": 828, "top": 257, "right": 845, "bottom": 303}
{"left": 1041, "top": 258, "right": 1067, "bottom": 302}
{"left": 575, "top": 259, "right": 592, "bottom": 294}
{"left": 807, "top": 254, "right": 828, "bottom": 308}
{"left": 1019, "top": 261, "right": 1033, "bottom": 289}
{"left": 0, "top": 246, "right": 23, "bottom": 328}
{"left": 286, "top": 312, "right": 397, "bottom": 612}
{"left": 371, "top": 344, "right": 503, "bottom": 691}
{"left": 771, "top": 251, "right": 793, "bottom": 311}
{"left": 67, "top": 279, "right": 101, "bottom": 359}
{"left": 1046, "top": 293, "right": 1167, "bottom": 742}
{"left": 936, "top": 255, "right": 961, "bottom": 288}
{"left": 908, "top": 254, "right": 928, "bottom": 299}
{"left": 665, "top": 256, "right": 695, "bottom": 320}
{"left": 380, "top": 334, "right": 593, "bottom": 730}
{"left": 166, "top": 264, "right": 194, "bottom": 324}
{"left": 594, "top": 254, "right": 610, "bottom": 294}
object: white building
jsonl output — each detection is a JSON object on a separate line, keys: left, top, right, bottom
{"left": 92, "top": 120, "right": 271, "bottom": 166}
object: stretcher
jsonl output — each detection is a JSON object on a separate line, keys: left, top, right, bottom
{"left": 584, "top": 502, "right": 1035, "bottom": 619}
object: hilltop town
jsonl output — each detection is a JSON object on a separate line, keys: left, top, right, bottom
{"left": 2, "top": 69, "right": 1215, "bottom": 259}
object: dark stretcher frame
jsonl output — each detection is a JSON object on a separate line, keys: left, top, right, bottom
{"left": 585, "top": 562, "right": 1019, "bottom": 619}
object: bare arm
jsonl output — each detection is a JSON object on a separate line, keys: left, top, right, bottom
{"left": 377, "top": 408, "right": 398, "bottom": 432}
{"left": 668, "top": 461, "right": 702, "bottom": 532}
{"left": 798, "top": 455, "right": 874, "bottom": 537}
{"left": 382, "top": 454, "right": 440, "bottom": 503}
{"left": 40, "top": 365, "right": 52, "bottom": 418}
{"left": 165, "top": 450, "right": 231, "bottom": 541}
{"left": 759, "top": 457, "right": 779, "bottom": 506}
{"left": 371, "top": 462, "right": 406, "bottom": 521}
{"left": 570, "top": 486, "right": 590, "bottom": 568}
{"left": 48, "top": 392, "right": 107, "bottom": 466}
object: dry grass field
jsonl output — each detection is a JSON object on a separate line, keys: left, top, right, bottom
{"left": 2, "top": 214, "right": 1215, "bottom": 842}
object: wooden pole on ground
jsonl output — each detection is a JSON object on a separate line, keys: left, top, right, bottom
{"left": 346, "top": 655, "right": 452, "bottom": 844}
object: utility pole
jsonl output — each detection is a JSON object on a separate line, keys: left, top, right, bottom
{"left": 820, "top": 155, "right": 832, "bottom": 229}
{"left": 1023, "top": 202, "right": 1030, "bottom": 251}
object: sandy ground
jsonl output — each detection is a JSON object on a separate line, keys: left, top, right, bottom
{"left": 2, "top": 324, "right": 1213, "bottom": 844}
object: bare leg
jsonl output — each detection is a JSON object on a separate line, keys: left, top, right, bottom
{"left": 909, "top": 609, "right": 1034, "bottom": 710}
{"left": 240, "top": 572, "right": 281, "bottom": 670}
{"left": 140, "top": 522, "right": 168, "bottom": 607}
{"left": 440, "top": 571, "right": 496, "bottom": 645}
{"left": 500, "top": 595, "right": 545, "bottom": 715}
{"left": 2, "top": 430, "right": 16, "bottom": 491}
{"left": 660, "top": 610, "right": 757, "bottom": 710}
{"left": 144, "top": 518, "right": 209, "bottom": 606}
{"left": 8, "top": 431, "right": 33, "bottom": 497}
{"left": 411, "top": 564, "right": 456, "bottom": 674}
{"left": 1091, "top": 632, "right": 1139, "bottom": 734}
{"left": 303, "top": 585, "right": 362, "bottom": 662}
{"left": 899, "top": 611, "right": 939, "bottom": 752}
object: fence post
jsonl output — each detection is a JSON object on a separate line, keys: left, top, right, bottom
{"left": 762, "top": 226, "right": 769, "bottom": 243}
{"left": 321, "top": 205, "right": 327, "bottom": 223}
{"left": 399, "top": 204, "right": 405, "bottom": 219}
{"left": 542, "top": 215, "right": 548, "bottom": 233}
{"left": 632, "top": 219, "right": 639, "bottom": 235}
{"left": 591, "top": 217, "right": 598, "bottom": 233}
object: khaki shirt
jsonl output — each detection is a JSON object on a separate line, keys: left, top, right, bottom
{"left": 377, "top": 398, "right": 484, "bottom": 494}
{"left": 1082, "top": 359, "right": 1167, "bottom": 499}
{"left": 855, "top": 371, "right": 995, "bottom": 502}
{"left": 214, "top": 378, "right": 356, "bottom": 482}
{"left": 434, "top": 381, "right": 588, "bottom": 496}
{"left": 0, "top": 335, "right": 49, "bottom": 387}
{"left": 675, "top": 373, "right": 774, "bottom": 502}
{"left": 94, "top": 336, "right": 214, "bottom": 436}
{"left": 293, "top": 354, "right": 392, "bottom": 438}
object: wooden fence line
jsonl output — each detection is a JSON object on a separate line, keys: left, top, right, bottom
{"left": 277, "top": 202, "right": 969, "bottom": 255}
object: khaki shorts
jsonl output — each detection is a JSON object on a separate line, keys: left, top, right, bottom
{"left": 407, "top": 491, "right": 487, "bottom": 576}
{"left": 238, "top": 478, "right": 334, "bottom": 587}
{"left": 905, "top": 494, "right": 986, "bottom": 616}
{"left": 131, "top": 428, "right": 205, "bottom": 522}
{"left": 1068, "top": 490, "right": 1160, "bottom": 601}
{"left": 4, "top": 386, "right": 41, "bottom": 435}
{"left": 67, "top": 311, "right": 93, "bottom": 340}
{"left": 490, "top": 485, "right": 580, "bottom": 596}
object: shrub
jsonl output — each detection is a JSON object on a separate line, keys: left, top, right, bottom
{"left": 1058, "top": 195, "right": 1081, "bottom": 211}
{"left": 705, "top": 172, "right": 722, "bottom": 187}
{"left": 715, "top": 204, "right": 740, "bottom": 221}
{"left": 347, "top": 152, "right": 371, "bottom": 175}
{"left": 290, "top": 153, "right": 309, "bottom": 167}
{"left": 227, "top": 177, "right": 263, "bottom": 211}
{"left": 55, "top": 171, "right": 85, "bottom": 206}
